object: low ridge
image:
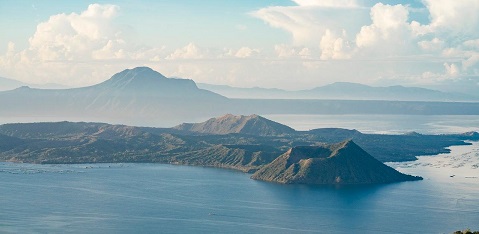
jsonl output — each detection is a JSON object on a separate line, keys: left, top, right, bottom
{"left": 173, "top": 114, "right": 296, "bottom": 136}
{"left": 251, "top": 140, "right": 422, "bottom": 185}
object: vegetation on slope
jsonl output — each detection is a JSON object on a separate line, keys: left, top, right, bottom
{"left": 251, "top": 140, "right": 421, "bottom": 184}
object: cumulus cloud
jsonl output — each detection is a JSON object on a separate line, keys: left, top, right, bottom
{"left": 1, "top": 1, "right": 478, "bottom": 93}
{"left": 252, "top": 3, "right": 368, "bottom": 46}
{"left": 0, "top": 4, "right": 170, "bottom": 86}
{"left": 274, "top": 44, "right": 311, "bottom": 59}
{"left": 319, "top": 30, "right": 352, "bottom": 59}
{"left": 355, "top": 3, "right": 414, "bottom": 50}
{"left": 234, "top": 47, "right": 260, "bottom": 58}
{"left": 444, "top": 63, "right": 460, "bottom": 77}
{"left": 424, "top": 0, "right": 479, "bottom": 37}
{"left": 418, "top": 38, "right": 444, "bottom": 52}
{"left": 166, "top": 43, "right": 204, "bottom": 60}
{"left": 28, "top": 4, "right": 122, "bottom": 61}
{"left": 253, "top": 0, "right": 479, "bottom": 90}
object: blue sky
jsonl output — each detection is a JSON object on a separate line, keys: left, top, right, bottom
{"left": 0, "top": 0, "right": 292, "bottom": 51}
{"left": 0, "top": 0, "right": 478, "bottom": 94}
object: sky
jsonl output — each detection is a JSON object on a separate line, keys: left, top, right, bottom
{"left": 0, "top": 0, "right": 478, "bottom": 94}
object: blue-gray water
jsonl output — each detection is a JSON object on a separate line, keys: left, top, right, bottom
{"left": 263, "top": 114, "right": 479, "bottom": 134}
{"left": 1, "top": 160, "right": 478, "bottom": 234}
{"left": 1, "top": 114, "right": 479, "bottom": 233}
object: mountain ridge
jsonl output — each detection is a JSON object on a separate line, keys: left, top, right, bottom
{"left": 198, "top": 82, "right": 478, "bottom": 101}
{"left": 2, "top": 67, "right": 479, "bottom": 127}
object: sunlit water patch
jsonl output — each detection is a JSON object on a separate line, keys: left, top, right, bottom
{"left": 387, "top": 141, "right": 479, "bottom": 182}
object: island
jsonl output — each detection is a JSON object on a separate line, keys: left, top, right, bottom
{"left": 251, "top": 140, "right": 421, "bottom": 184}
{"left": 1, "top": 114, "right": 477, "bottom": 185}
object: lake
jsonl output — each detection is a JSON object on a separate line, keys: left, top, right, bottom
{"left": 263, "top": 114, "right": 479, "bottom": 134}
{"left": 1, "top": 114, "right": 478, "bottom": 233}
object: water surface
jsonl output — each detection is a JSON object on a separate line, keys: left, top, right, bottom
{"left": 264, "top": 114, "right": 479, "bottom": 134}
{"left": 1, "top": 144, "right": 478, "bottom": 234}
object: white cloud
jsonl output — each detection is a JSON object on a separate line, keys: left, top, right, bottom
{"left": 275, "top": 44, "right": 296, "bottom": 58}
{"left": 444, "top": 63, "right": 459, "bottom": 77}
{"left": 28, "top": 4, "right": 121, "bottom": 61}
{"left": 252, "top": 3, "right": 368, "bottom": 46}
{"left": 234, "top": 47, "right": 259, "bottom": 58}
{"left": 355, "top": 3, "right": 412, "bottom": 49}
{"left": 319, "top": 30, "right": 352, "bottom": 60}
{"left": 418, "top": 38, "right": 444, "bottom": 52}
{"left": 298, "top": 47, "right": 311, "bottom": 58}
{"left": 1, "top": 1, "right": 478, "bottom": 94}
{"left": 274, "top": 44, "right": 312, "bottom": 59}
{"left": 251, "top": 0, "right": 479, "bottom": 92}
{"left": 0, "top": 4, "right": 169, "bottom": 86}
{"left": 423, "top": 0, "right": 479, "bottom": 37}
{"left": 166, "top": 43, "right": 204, "bottom": 60}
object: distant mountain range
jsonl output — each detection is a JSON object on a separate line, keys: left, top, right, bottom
{"left": 1, "top": 67, "right": 479, "bottom": 127}
{"left": 198, "top": 82, "right": 479, "bottom": 101}
{"left": 3, "top": 71, "right": 477, "bottom": 102}
{"left": 0, "top": 77, "right": 69, "bottom": 91}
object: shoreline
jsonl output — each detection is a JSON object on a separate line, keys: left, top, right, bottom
{"left": 387, "top": 141, "right": 479, "bottom": 181}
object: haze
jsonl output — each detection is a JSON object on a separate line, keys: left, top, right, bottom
{"left": 0, "top": 0, "right": 478, "bottom": 96}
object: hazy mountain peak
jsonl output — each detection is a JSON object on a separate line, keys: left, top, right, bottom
{"left": 174, "top": 114, "right": 295, "bottom": 136}
{"left": 99, "top": 66, "right": 166, "bottom": 88}
{"left": 89, "top": 67, "right": 226, "bottom": 101}
{"left": 0, "top": 77, "right": 27, "bottom": 91}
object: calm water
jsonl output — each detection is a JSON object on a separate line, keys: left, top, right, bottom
{"left": 263, "top": 114, "right": 479, "bottom": 134}
{"left": 1, "top": 115, "right": 479, "bottom": 233}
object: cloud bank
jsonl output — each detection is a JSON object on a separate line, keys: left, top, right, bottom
{"left": 0, "top": 1, "right": 478, "bottom": 94}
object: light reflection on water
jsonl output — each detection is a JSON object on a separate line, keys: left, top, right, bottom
{"left": 263, "top": 114, "right": 479, "bottom": 134}
{"left": 388, "top": 141, "right": 479, "bottom": 182}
